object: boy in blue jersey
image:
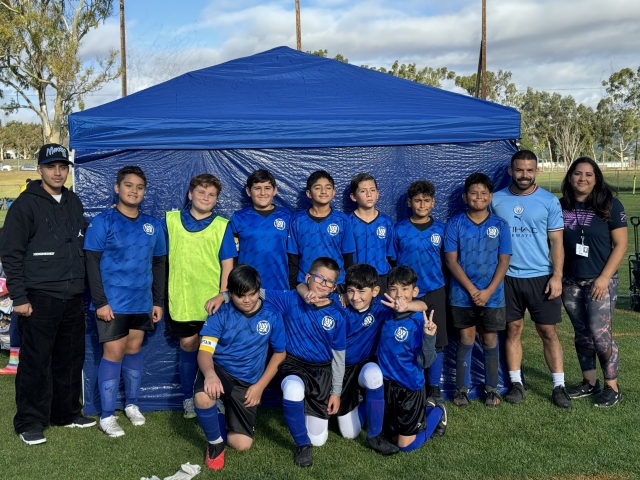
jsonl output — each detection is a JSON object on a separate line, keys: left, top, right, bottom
{"left": 195, "top": 265, "right": 286, "bottom": 471}
{"left": 444, "top": 173, "right": 512, "bottom": 407}
{"left": 163, "top": 174, "right": 237, "bottom": 419}
{"left": 84, "top": 166, "right": 167, "bottom": 437}
{"left": 231, "top": 170, "right": 291, "bottom": 290}
{"left": 288, "top": 170, "right": 356, "bottom": 290}
{"left": 378, "top": 266, "right": 445, "bottom": 452}
{"left": 391, "top": 180, "right": 448, "bottom": 406}
{"left": 348, "top": 173, "right": 395, "bottom": 294}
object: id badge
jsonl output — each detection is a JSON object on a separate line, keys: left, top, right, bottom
{"left": 576, "top": 244, "right": 589, "bottom": 257}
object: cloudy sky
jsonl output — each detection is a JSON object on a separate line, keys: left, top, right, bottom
{"left": 5, "top": 0, "right": 640, "bottom": 122}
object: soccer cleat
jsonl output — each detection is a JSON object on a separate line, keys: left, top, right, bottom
{"left": 551, "top": 386, "right": 573, "bottom": 408}
{"left": 484, "top": 386, "right": 501, "bottom": 407}
{"left": 205, "top": 442, "right": 225, "bottom": 470}
{"left": 124, "top": 404, "right": 146, "bottom": 426}
{"left": 183, "top": 398, "right": 196, "bottom": 419}
{"left": 594, "top": 385, "right": 622, "bottom": 408}
{"left": 453, "top": 387, "right": 470, "bottom": 407}
{"left": 294, "top": 444, "right": 313, "bottom": 467}
{"left": 99, "top": 415, "right": 125, "bottom": 437}
{"left": 19, "top": 430, "right": 46, "bottom": 445}
{"left": 431, "top": 403, "right": 448, "bottom": 439}
{"left": 426, "top": 385, "right": 444, "bottom": 407}
{"left": 504, "top": 382, "right": 527, "bottom": 404}
{"left": 366, "top": 434, "right": 400, "bottom": 456}
{"left": 566, "top": 379, "right": 601, "bottom": 399}
{"left": 64, "top": 416, "right": 97, "bottom": 428}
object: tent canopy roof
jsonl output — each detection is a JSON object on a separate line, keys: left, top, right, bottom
{"left": 69, "top": 46, "right": 520, "bottom": 150}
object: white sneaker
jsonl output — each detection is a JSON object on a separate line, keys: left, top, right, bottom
{"left": 183, "top": 398, "right": 196, "bottom": 419}
{"left": 99, "top": 416, "right": 125, "bottom": 437}
{"left": 124, "top": 404, "right": 146, "bottom": 426}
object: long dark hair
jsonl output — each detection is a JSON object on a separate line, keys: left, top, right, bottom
{"left": 561, "top": 157, "right": 615, "bottom": 221}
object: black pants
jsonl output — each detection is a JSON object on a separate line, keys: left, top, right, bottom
{"left": 14, "top": 292, "right": 85, "bottom": 433}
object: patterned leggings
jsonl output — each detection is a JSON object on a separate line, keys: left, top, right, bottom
{"left": 561, "top": 276, "right": 619, "bottom": 381}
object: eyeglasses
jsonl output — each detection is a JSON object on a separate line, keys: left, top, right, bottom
{"left": 311, "top": 274, "right": 336, "bottom": 288}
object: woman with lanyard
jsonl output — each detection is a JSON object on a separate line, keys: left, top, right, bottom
{"left": 560, "top": 157, "right": 627, "bottom": 407}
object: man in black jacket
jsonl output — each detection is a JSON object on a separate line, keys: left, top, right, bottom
{"left": 0, "top": 143, "right": 95, "bottom": 445}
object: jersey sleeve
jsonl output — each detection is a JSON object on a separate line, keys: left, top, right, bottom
{"left": 262, "top": 289, "right": 292, "bottom": 315}
{"left": 199, "top": 312, "right": 225, "bottom": 355}
{"left": 153, "top": 220, "right": 168, "bottom": 256}
{"left": 331, "top": 310, "right": 347, "bottom": 351}
{"left": 443, "top": 218, "right": 459, "bottom": 253}
{"left": 609, "top": 198, "right": 628, "bottom": 230}
{"left": 269, "top": 312, "right": 287, "bottom": 353}
{"left": 218, "top": 224, "right": 239, "bottom": 261}
{"left": 498, "top": 220, "right": 512, "bottom": 255}
{"left": 287, "top": 216, "right": 300, "bottom": 255}
{"left": 340, "top": 217, "right": 356, "bottom": 254}
{"left": 84, "top": 214, "right": 108, "bottom": 252}
{"left": 548, "top": 196, "right": 564, "bottom": 231}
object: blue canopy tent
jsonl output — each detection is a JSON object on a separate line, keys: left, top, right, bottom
{"left": 69, "top": 46, "right": 521, "bottom": 415}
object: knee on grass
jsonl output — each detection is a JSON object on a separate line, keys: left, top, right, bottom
{"left": 338, "top": 408, "right": 361, "bottom": 439}
{"left": 227, "top": 432, "right": 253, "bottom": 451}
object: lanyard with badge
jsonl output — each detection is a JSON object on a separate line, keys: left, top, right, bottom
{"left": 574, "top": 208, "right": 589, "bottom": 257}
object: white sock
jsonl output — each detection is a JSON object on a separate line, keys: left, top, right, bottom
{"left": 163, "top": 463, "right": 202, "bottom": 480}
{"left": 208, "top": 437, "right": 223, "bottom": 445}
{"left": 509, "top": 370, "right": 521, "bottom": 384}
{"left": 552, "top": 373, "right": 565, "bottom": 388}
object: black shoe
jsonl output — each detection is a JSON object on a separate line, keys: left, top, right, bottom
{"left": 366, "top": 434, "right": 399, "bottom": 455}
{"left": 504, "top": 382, "right": 526, "bottom": 404}
{"left": 594, "top": 385, "right": 622, "bottom": 407}
{"left": 453, "top": 387, "right": 470, "bottom": 407}
{"left": 63, "top": 416, "right": 97, "bottom": 428}
{"left": 484, "top": 386, "right": 501, "bottom": 407}
{"left": 430, "top": 403, "right": 447, "bottom": 439}
{"left": 426, "top": 385, "right": 443, "bottom": 407}
{"left": 294, "top": 444, "right": 313, "bottom": 467}
{"left": 552, "top": 385, "right": 573, "bottom": 408}
{"left": 566, "top": 379, "right": 601, "bottom": 399}
{"left": 19, "top": 430, "right": 46, "bottom": 445}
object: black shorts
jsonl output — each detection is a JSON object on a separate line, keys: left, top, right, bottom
{"left": 194, "top": 365, "right": 257, "bottom": 439}
{"left": 167, "top": 318, "right": 204, "bottom": 338}
{"left": 383, "top": 380, "right": 426, "bottom": 437}
{"left": 279, "top": 354, "right": 332, "bottom": 420}
{"left": 505, "top": 275, "right": 562, "bottom": 325}
{"left": 377, "top": 274, "right": 388, "bottom": 296}
{"left": 337, "top": 359, "right": 372, "bottom": 417}
{"left": 96, "top": 313, "right": 153, "bottom": 343}
{"left": 451, "top": 306, "right": 506, "bottom": 332}
{"left": 422, "top": 287, "right": 448, "bottom": 349}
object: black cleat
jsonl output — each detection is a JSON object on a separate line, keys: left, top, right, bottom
{"left": 63, "top": 416, "right": 97, "bottom": 428}
{"left": 552, "top": 385, "right": 573, "bottom": 408}
{"left": 366, "top": 434, "right": 399, "bottom": 455}
{"left": 504, "top": 382, "right": 526, "bottom": 404}
{"left": 19, "top": 430, "right": 46, "bottom": 445}
{"left": 566, "top": 379, "right": 601, "bottom": 399}
{"left": 294, "top": 444, "right": 313, "bottom": 467}
{"left": 426, "top": 385, "right": 444, "bottom": 407}
{"left": 484, "top": 386, "right": 501, "bottom": 407}
{"left": 430, "top": 403, "right": 447, "bottom": 439}
{"left": 453, "top": 387, "right": 470, "bottom": 407}
{"left": 594, "top": 385, "right": 622, "bottom": 407}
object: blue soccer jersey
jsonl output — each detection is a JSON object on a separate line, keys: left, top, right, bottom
{"left": 490, "top": 186, "right": 563, "bottom": 278}
{"left": 263, "top": 289, "right": 346, "bottom": 363}
{"left": 444, "top": 213, "right": 512, "bottom": 308}
{"left": 377, "top": 312, "right": 425, "bottom": 391}
{"left": 288, "top": 209, "right": 356, "bottom": 285}
{"left": 84, "top": 208, "right": 167, "bottom": 314}
{"left": 349, "top": 211, "right": 394, "bottom": 275}
{"left": 391, "top": 218, "right": 446, "bottom": 295}
{"left": 230, "top": 206, "right": 291, "bottom": 290}
{"left": 199, "top": 302, "right": 286, "bottom": 384}
{"left": 342, "top": 297, "right": 393, "bottom": 365}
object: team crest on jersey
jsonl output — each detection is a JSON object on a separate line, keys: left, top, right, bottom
{"left": 327, "top": 223, "right": 340, "bottom": 236}
{"left": 256, "top": 320, "right": 271, "bottom": 335}
{"left": 362, "top": 314, "right": 375, "bottom": 327}
{"left": 430, "top": 233, "right": 442, "bottom": 246}
{"left": 486, "top": 226, "right": 499, "bottom": 238}
{"left": 394, "top": 326, "right": 408, "bottom": 342}
{"left": 143, "top": 223, "right": 154, "bottom": 235}
{"left": 274, "top": 218, "right": 286, "bottom": 230}
{"left": 376, "top": 226, "right": 386, "bottom": 239}
{"left": 322, "top": 315, "right": 336, "bottom": 330}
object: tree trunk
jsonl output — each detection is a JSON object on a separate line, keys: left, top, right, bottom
{"left": 546, "top": 134, "right": 554, "bottom": 169}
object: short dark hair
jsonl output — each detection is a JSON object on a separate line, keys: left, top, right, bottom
{"left": 407, "top": 180, "right": 435, "bottom": 200}
{"left": 306, "top": 170, "right": 335, "bottom": 191}
{"left": 345, "top": 263, "right": 379, "bottom": 290}
{"left": 116, "top": 165, "right": 147, "bottom": 186}
{"left": 387, "top": 266, "right": 418, "bottom": 288}
{"left": 350, "top": 173, "right": 377, "bottom": 195}
{"left": 189, "top": 174, "right": 222, "bottom": 194}
{"left": 227, "top": 264, "right": 261, "bottom": 296}
{"left": 511, "top": 150, "right": 537, "bottom": 167}
{"left": 464, "top": 172, "right": 494, "bottom": 194}
{"left": 308, "top": 256, "right": 340, "bottom": 279}
{"left": 26, "top": 178, "right": 32, "bottom": 183}
{"left": 246, "top": 169, "right": 276, "bottom": 189}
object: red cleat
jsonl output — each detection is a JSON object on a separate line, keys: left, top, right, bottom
{"left": 205, "top": 443, "right": 225, "bottom": 470}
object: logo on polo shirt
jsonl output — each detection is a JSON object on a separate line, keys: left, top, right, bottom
{"left": 256, "top": 320, "right": 271, "bottom": 335}
{"left": 394, "top": 326, "right": 408, "bottom": 342}
{"left": 513, "top": 205, "right": 524, "bottom": 221}
{"left": 362, "top": 314, "right": 375, "bottom": 327}
{"left": 486, "top": 226, "right": 499, "bottom": 238}
{"left": 143, "top": 223, "right": 155, "bottom": 235}
{"left": 430, "top": 233, "right": 442, "bottom": 246}
{"left": 376, "top": 226, "right": 386, "bottom": 238}
{"left": 327, "top": 223, "right": 340, "bottom": 236}
{"left": 274, "top": 218, "right": 286, "bottom": 230}
{"left": 322, "top": 315, "right": 336, "bottom": 330}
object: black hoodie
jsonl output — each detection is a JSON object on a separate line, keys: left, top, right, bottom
{"left": 0, "top": 180, "right": 87, "bottom": 306}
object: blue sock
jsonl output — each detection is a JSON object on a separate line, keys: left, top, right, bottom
{"left": 282, "top": 399, "right": 310, "bottom": 447}
{"left": 98, "top": 358, "right": 122, "bottom": 419}
{"left": 398, "top": 430, "right": 427, "bottom": 452}
{"left": 366, "top": 386, "right": 384, "bottom": 438}
{"left": 358, "top": 402, "right": 366, "bottom": 429}
{"left": 456, "top": 344, "right": 473, "bottom": 388}
{"left": 218, "top": 412, "right": 227, "bottom": 443}
{"left": 179, "top": 349, "right": 199, "bottom": 400}
{"left": 483, "top": 345, "right": 499, "bottom": 389}
{"left": 195, "top": 405, "right": 222, "bottom": 442}
{"left": 122, "top": 351, "right": 143, "bottom": 406}
{"left": 427, "top": 351, "right": 444, "bottom": 387}
{"left": 423, "top": 406, "right": 443, "bottom": 438}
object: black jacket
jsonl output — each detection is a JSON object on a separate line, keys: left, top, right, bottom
{"left": 0, "top": 181, "right": 87, "bottom": 306}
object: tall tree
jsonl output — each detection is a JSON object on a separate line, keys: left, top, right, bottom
{"left": 363, "top": 61, "right": 455, "bottom": 88}
{"left": 454, "top": 70, "right": 521, "bottom": 107}
{"left": 0, "top": 1, "right": 121, "bottom": 143}
{"left": 0, "top": 120, "right": 42, "bottom": 159}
